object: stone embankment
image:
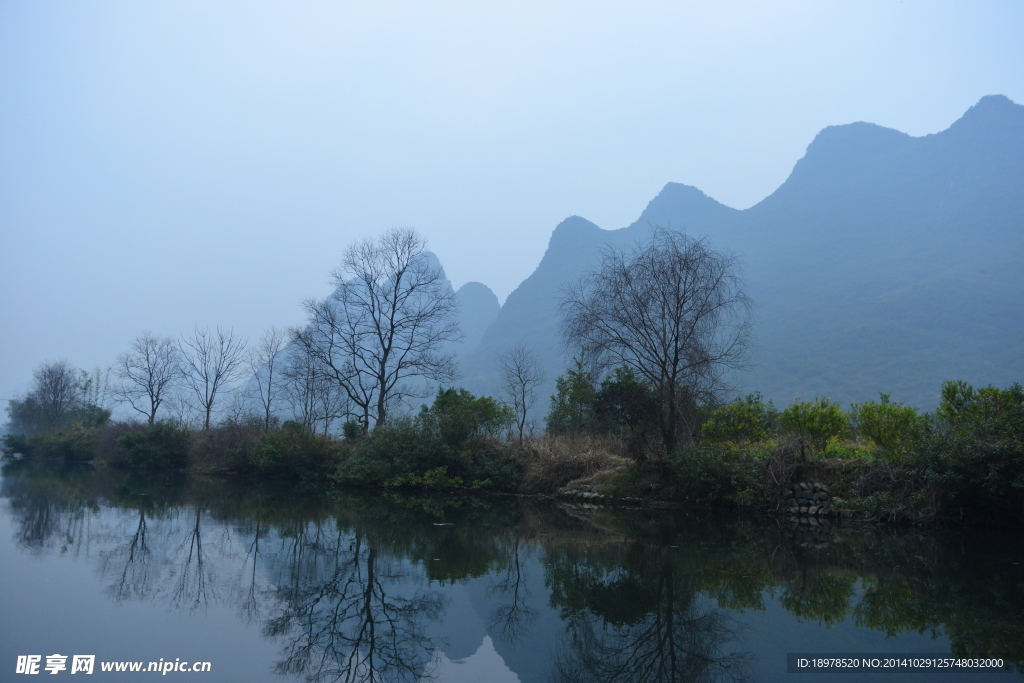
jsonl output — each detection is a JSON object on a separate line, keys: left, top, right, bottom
{"left": 782, "top": 482, "right": 830, "bottom": 517}
{"left": 559, "top": 481, "right": 838, "bottom": 517}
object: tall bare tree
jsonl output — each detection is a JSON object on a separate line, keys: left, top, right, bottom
{"left": 248, "top": 326, "right": 288, "bottom": 431}
{"left": 179, "top": 326, "right": 247, "bottom": 430}
{"left": 498, "top": 346, "right": 546, "bottom": 443}
{"left": 294, "top": 228, "right": 460, "bottom": 429}
{"left": 561, "top": 228, "right": 750, "bottom": 453}
{"left": 116, "top": 332, "right": 181, "bottom": 425}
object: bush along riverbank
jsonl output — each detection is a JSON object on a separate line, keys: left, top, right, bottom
{"left": 4, "top": 380, "right": 1023, "bottom": 527}
{"left": 601, "top": 381, "right": 1023, "bottom": 527}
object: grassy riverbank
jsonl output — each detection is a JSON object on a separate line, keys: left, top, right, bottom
{"left": 4, "top": 380, "right": 1023, "bottom": 526}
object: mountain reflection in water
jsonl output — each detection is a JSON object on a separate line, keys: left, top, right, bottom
{"left": 1, "top": 461, "right": 1022, "bottom": 682}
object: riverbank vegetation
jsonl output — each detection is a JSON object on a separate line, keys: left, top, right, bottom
{"left": 5, "top": 363, "right": 1022, "bottom": 526}
{"left": 4, "top": 227, "right": 1022, "bottom": 526}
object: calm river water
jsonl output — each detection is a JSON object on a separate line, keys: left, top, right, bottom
{"left": 1, "top": 461, "right": 1021, "bottom": 682}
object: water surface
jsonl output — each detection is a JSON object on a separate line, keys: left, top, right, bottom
{"left": 2, "top": 461, "right": 1022, "bottom": 682}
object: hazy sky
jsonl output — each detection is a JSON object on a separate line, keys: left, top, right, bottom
{"left": 1, "top": 1, "right": 1022, "bottom": 401}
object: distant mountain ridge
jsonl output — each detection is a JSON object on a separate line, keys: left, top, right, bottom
{"left": 456, "top": 95, "right": 1024, "bottom": 410}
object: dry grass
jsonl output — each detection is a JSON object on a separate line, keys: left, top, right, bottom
{"left": 764, "top": 438, "right": 813, "bottom": 506}
{"left": 515, "top": 433, "right": 631, "bottom": 494}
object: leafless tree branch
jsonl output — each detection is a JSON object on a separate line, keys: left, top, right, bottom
{"left": 179, "top": 326, "right": 248, "bottom": 430}
{"left": 116, "top": 332, "right": 182, "bottom": 425}
{"left": 561, "top": 228, "right": 751, "bottom": 453}
{"left": 293, "top": 228, "right": 460, "bottom": 429}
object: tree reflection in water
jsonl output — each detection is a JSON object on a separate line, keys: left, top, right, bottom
{"left": 105, "top": 509, "right": 152, "bottom": 602}
{"left": 548, "top": 543, "right": 749, "bottom": 683}
{"left": 2, "top": 462, "right": 1023, "bottom": 681}
{"left": 169, "top": 507, "right": 217, "bottom": 611}
{"left": 264, "top": 528, "right": 445, "bottom": 683}
{"left": 486, "top": 537, "right": 537, "bottom": 644}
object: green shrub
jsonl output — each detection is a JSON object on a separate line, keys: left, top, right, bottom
{"left": 336, "top": 388, "right": 519, "bottom": 490}
{"left": 592, "top": 366, "right": 660, "bottom": 437}
{"left": 117, "top": 422, "right": 191, "bottom": 470}
{"left": 821, "top": 436, "right": 877, "bottom": 460}
{"left": 420, "top": 387, "right": 514, "bottom": 451}
{"left": 244, "top": 420, "right": 344, "bottom": 480}
{"left": 936, "top": 380, "right": 1024, "bottom": 439}
{"left": 24, "top": 424, "right": 100, "bottom": 461}
{"left": 335, "top": 417, "right": 449, "bottom": 486}
{"left": 921, "top": 381, "right": 1024, "bottom": 509}
{"left": 545, "top": 352, "right": 597, "bottom": 435}
{"left": 702, "top": 393, "right": 777, "bottom": 444}
{"left": 669, "top": 444, "right": 763, "bottom": 507}
{"left": 849, "top": 393, "right": 926, "bottom": 459}
{"left": 2, "top": 433, "right": 32, "bottom": 456}
{"left": 342, "top": 420, "right": 365, "bottom": 440}
{"left": 70, "top": 404, "right": 112, "bottom": 429}
{"left": 779, "top": 397, "right": 848, "bottom": 453}
{"left": 385, "top": 466, "right": 465, "bottom": 490}
{"left": 188, "top": 417, "right": 263, "bottom": 473}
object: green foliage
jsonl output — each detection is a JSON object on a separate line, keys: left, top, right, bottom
{"left": 23, "top": 424, "right": 100, "bottom": 461}
{"left": 116, "top": 422, "right": 191, "bottom": 470}
{"left": 244, "top": 421, "right": 345, "bottom": 480}
{"left": 2, "top": 433, "right": 32, "bottom": 455}
{"left": 921, "top": 381, "right": 1024, "bottom": 508}
{"left": 335, "top": 417, "right": 436, "bottom": 486}
{"left": 821, "top": 436, "right": 876, "bottom": 460}
{"left": 336, "top": 388, "right": 519, "bottom": 491}
{"left": 669, "top": 444, "right": 764, "bottom": 507}
{"left": 701, "top": 393, "right": 777, "bottom": 444}
{"left": 3, "top": 361, "right": 110, "bottom": 437}
{"left": 936, "top": 380, "right": 1024, "bottom": 438}
{"left": 419, "top": 387, "right": 514, "bottom": 450}
{"left": 545, "top": 351, "right": 597, "bottom": 435}
{"left": 385, "top": 466, "right": 464, "bottom": 491}
{"left": 592, "top": 366, "right": 659, "bottom": 437}
{"left": 779, "top": 397, "right": 848, "bottom": 453}
{"left": 184, "top": 416, "right": 263, "bottom": 474}
{"left": 849, "top": 393, "right": 926, "bottom": 459}
{"left": 342, "top": 420, "right": 365, "bottom": 440}
{"left": 5, "top": 399, "right": 109, "bottom": 439}
{"left": 70, "top": 404, "right": 112, "bottom": 429}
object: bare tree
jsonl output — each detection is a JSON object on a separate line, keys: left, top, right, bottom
{"left": 248, "top": 326, "right": 288, "bottom": 431}
{"left": 6, "top": 360, "right": 85, "bottom": 435}
{"left": 116, "top": 332, "right": 181, "bottom": 425}
{"left": 561, "top": 228, "right": 750, "bottom": 453}
{"left": 36, "top": 360, "right": 84, "bottom": 430}
{"left": 498, "top": 346, "right": 546, "bottom": 443}
{"left": 179, "top": 326, "right": 248, "bottom": 430}
{"left": 281, "top": 343, "right": 349, "bottom": 436}
{"left": 81, "top": 365, "right": 117, "bottom": 413}
{"left": 293, "top": 228, "right": 460, "bottom": 429}
{"left": 164, "top": 393, "right": 200, "bottom": 429}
